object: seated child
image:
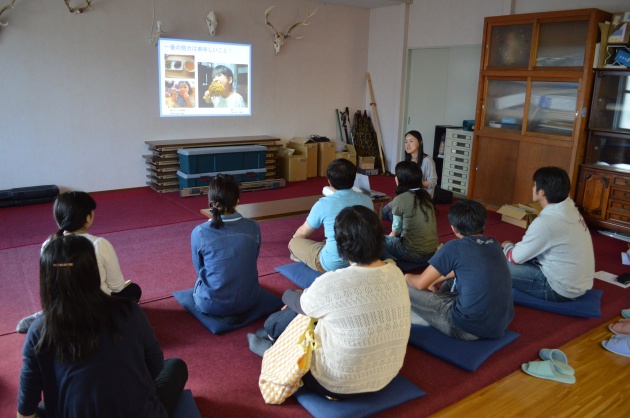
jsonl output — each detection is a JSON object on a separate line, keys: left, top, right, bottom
{"left": 382, "top": 161, "right": 439, "bottom": 265}
{"left": 17, "top": 191, "right": 141, "bottom": 333}
{"left": 405, "top": 200, "right": 514, "bottom": 340}
{"left": 191, "top": 174, "right": 261, "bottom": 324}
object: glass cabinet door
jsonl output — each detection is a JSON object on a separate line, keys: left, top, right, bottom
{"left": 484, "top": 79, "right": 527, "bottom": 130}
{"left": 488, "top": 24, "right": 532, "bottom": 68}
{"left": 535, "top": 21, "right": 589, "bottom": 67}
{"left": 527, "top": 81, "right": 578, "bottom": 136}
{"left": 584, "top": 132, "right": 630, "bottom": 169}
{"left": 590, "top": 72, "right": 630, "bottom": 132}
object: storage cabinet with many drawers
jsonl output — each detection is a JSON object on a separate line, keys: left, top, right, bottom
{"left": 441, "top": 129, "right": 474, "bottom": 198}
{"left": 576, "top": 165, "right": 630, "bottom": 234}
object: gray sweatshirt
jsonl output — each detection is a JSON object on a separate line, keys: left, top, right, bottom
{"left": 509, "top": 197, "right": 594, "bottom": 298}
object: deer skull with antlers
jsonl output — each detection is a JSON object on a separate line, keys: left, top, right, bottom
{"left": 264, "top": 5, "right": 317, "bottom": 55}
{"left": 0, "top": 0, "right": 16, "bottom": 28}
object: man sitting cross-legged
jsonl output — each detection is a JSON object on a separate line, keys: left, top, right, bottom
{"left": 289, "top": 158, "right": 373, "bottom": 272}
{"left": 405, "top": 200, "right": 514, "bottom": 340}
{"left": 501, "top": 166, "right": 595, "bottom": 302}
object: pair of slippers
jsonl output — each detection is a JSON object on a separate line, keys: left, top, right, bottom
{"left": 602, "top": 311, "right": 630, "bottom": 357}
{"left": 602, "top": 335, "right": 630, "bottom": 357}
{"left": 608, "top": 318, "right": 630, "bottom": 335}
{"left": 521, "top": 348, "right": 575, "bottom": 384}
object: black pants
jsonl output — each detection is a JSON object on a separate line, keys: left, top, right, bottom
{"left": 156, "top": 358, "right": 189, "bottom": 417}
{"left": 37, "top": 358, "right": 188, "bottom": 418}
{"left": 111, "top": 282, "right": 143, "bottom": 302}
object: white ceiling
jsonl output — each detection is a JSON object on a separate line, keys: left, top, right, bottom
{"left": 314, "top": 0, "right": 413, "bottom": 9}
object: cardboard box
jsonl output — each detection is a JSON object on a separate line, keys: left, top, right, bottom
{"left": 317, "top": 142, "right": 337, "bottom": 177}
{"left": 358, "top": 156, "right": 375, "bottom": 170}
{"left": 338, "top": 144, "right": 357, "bottom": 165}
{"left": 278, "top": 148, "right": 307, "bottom": 182}
{"left": 287, "top": 138, "right": 318, "bottom": 178}
{"left": 497, "top": 202, "right": 543, "bottom": 229}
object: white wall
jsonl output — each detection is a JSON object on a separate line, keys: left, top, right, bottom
{"left": 514, "top": 0, "right": 627, "bottom": 14}
{"left": 0, "top": 0, "right": 369, "bottom": 191}
{"left": 405, "top": 45, "right": 481, "bottom": 158}
{"left": 3, "top": 0, "right": 628, "bottom": 191}
{"left": 366, "top": 4, "right": 409, "bottom": 172}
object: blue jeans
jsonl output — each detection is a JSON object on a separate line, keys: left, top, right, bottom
{"left": 407, "top": 282, "right": 479, "bottom": 341}
{"left": 508, "top": 260, "right": 573, "bottom": 302}
{"left": 381, "top": 203, "right": 393, "bottom": 222}
{"left": 382, "top": 235, "right": 433, "bottom": 265}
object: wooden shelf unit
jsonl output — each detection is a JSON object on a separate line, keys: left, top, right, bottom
{"left": 468, "top": 8, "right": 611, "bottom": 208}
{"left": 144, "top": 136, "right": 282, "bottom": 193}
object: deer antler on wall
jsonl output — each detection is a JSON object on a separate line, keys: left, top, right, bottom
{"left": 0, "top": 0, "right": 17, "bottom": 27}
{"left": 264, "top": 5, "right": 317, "bottom": 55}
{"left": 64, "top": 0, "right": 93, "bottom": 14}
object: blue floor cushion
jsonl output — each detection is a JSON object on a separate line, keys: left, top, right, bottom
{"left": 276, "top": 262, "right": 322, "bottom": 289}
{"left": 172, "top": 288, "right": 283, "bottom": 334}
{"left": 172, "top": 389, "right": 201, "bottom": 418}
{"left": 394, "top": 259, "right": 429, "bottom": 273}
{"left": 512, "top": 288, "right": 602, "bottom": 318}
{"left": 294, "top": 375, "right": 425, "bottom": 418}
{"left": 408, "top": 324, "right": 520, "bottom": 372}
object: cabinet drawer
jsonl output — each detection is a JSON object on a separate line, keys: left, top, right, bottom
{"left": 445, "top": 147, "right": 471, "bottom": 157}
{"left": 611, "top": 188, "right": 630, "bottom": 201}
{"left": 443, "top": 175, "right": 470, "bottom": 189}
{"left": 444, "top": 155, "right": 471, "bottom": 165}
{"left": 444, "top": 184, "right": 468, "bottom": 196}
{"left": 443, "top": 161, "right": 470, "bottom": 172}
{"left": 444, "top": 169, "right": 470, "bottom": 180}
{"left": 613, "top": 177, "right": 630, "bottom": 188}
{"left": 607, "top": 210, "right": 630, "bottom": 224}
{"left": 446, "top": 130, "right": 473, "bottom": 142}
{"left": 446, "top": 138, "right": 472, "bottom": 149}
{"left": 609, "top": 200, "right": 630, "bottom": 213}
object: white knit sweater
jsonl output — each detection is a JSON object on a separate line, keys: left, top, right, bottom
{"left": 300, "top": 260, "right": 410, "bottom": 394}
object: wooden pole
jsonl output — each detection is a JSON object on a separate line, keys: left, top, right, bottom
{"left": 366, "top": 72, "right": 388, "bottom": 174}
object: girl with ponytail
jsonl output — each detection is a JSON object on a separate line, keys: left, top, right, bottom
{"left": 191, "top": 174, "right": 262, "bottom": 323}
{"left": 16, "top": 191, "right": 141, "bottom": 333}
{"left": 383, "top": 161, "right": 440, "bottom": 265}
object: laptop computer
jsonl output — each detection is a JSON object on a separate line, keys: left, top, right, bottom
{"left": 353, "top": 173, "right": 386, "bottom": 199}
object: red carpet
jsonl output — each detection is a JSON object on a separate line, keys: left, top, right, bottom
{"left": 0, "top": 177, "right": 628, "bottom": 417}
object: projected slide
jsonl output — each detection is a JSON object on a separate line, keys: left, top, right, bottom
{"left": 158, "top": 38, "right": 251, "bottom": 117}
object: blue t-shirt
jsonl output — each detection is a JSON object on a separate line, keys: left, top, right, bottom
{"left": 429, "top": 235, "right": 514, "bottom": 338}
{"left": 191, "top": 213, "right": 261, "bottom": 316}
{"left": 306, "top": 189, "right": 373, "bottom": 271}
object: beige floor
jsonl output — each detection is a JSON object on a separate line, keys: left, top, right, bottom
{"left": 431, "top": 318, "right": 630, "bottom": 417}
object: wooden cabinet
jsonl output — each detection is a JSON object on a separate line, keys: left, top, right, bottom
{"left": 468, "top": 8, "right": 610, "bottom": 208}
{"left": 576, "top": 167, "right": 610, "bottom": 220}
{"left": 576, "top": 166, "right": 630, "bottom": 233}
{"left": 576, "top": 69, "right": 630, "bottom": 233}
